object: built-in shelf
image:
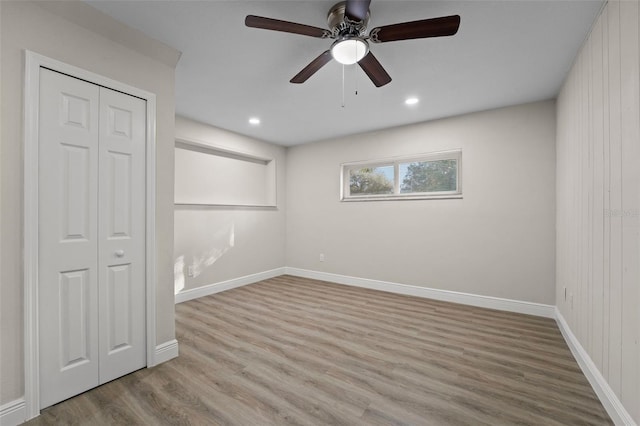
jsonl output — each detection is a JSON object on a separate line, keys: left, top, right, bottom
{"left": 174, "top": 138, "right": 276, "bottom": 207}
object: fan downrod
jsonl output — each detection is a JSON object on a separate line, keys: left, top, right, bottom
{"left": 327, "top": 1, "right": 370, "bottom": 38}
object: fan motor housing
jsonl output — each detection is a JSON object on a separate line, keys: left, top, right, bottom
{"left": 327, "top": 1, "right": 370, "bottom": 37}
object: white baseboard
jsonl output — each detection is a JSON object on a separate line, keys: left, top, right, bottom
{"left": 153, "top": 339, "right": 179, "bottom": 365}
{"left": 175, "top": 267, "right": 286, "bottom": 304}
{"left": 555, "top": 309, "right": 636, "bottom": 426}
{"left": 284, "top": 267, "right": 556, "bottom": 318}
{"left": 0, "top": 398, "right": 26, "bottom": 426}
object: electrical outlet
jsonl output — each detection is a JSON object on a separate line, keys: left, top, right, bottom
{"left": 187, "top": 265, "right": 195, "bottom": 277}
{"left": 319, "top": 253, "right": 325, "bottom": 262}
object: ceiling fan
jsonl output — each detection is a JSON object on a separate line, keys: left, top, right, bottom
{"left": 245, "top": 0, "right": 460, "bottom": 87}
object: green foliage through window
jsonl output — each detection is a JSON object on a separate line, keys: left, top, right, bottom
{"left": 342, "top": 150, "right": 461, "bottom": 200}
{"left": 349, "top": 166, "right": 394, "bottom": 195}
{"left": 400, "top": 160, "right": 457, "bottom": 193}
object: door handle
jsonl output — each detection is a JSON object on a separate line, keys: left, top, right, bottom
{"left": 115, "top": 249, "right": 125, "bottom": 258}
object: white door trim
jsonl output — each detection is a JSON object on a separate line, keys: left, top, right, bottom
{"left": 23, "top": 50, "right": 158, "bottom": 420}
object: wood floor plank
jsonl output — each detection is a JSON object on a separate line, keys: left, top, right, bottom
{"left": 25, "top": 275, "right": 612, "bottom": 425}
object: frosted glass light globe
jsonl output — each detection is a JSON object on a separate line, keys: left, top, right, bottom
{"left": 331, "top": 38, "right": 369, "bottom": 65}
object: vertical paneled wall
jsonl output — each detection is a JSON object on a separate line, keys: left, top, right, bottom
{"left": 556, "top": 0, "right": 639, "bottom": 423}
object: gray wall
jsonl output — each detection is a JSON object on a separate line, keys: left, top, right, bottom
{"left": 0, "top": 1, "right": 178, "bottom": 404}
{"left": 286, "top": 101, "right": 556, "bottom": 304}
{"left": 556, "top": 0, "right": 640, "bottom": 422}
{"left": 174, "top": 116, "right": 286, "bottom": 293}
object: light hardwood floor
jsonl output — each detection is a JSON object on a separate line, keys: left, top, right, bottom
{"left": 26, "top": 275, "right": 612, "bottom": 425}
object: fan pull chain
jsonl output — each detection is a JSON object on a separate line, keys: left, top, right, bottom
{"left": 341, "top": 64, "right": 345, "bottom": 108}
{"left": 355, "top": 62, "right": 359, "bottom": 96}
{"left": 354, "top": 43, "right": 358, "bottom": 96}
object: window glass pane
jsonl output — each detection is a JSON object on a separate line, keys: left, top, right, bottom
{"left": 399, "top": 159, "right": 457, "bottom": 193}
{"left": 349, "top": 165, "right": 394, "bottom": 195}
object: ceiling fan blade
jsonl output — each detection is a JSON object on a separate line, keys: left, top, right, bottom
{"left": 245, "top": 15, "right": 331, "bottom": 38}
{"left": 370, "top": 15, "right": 460, "bottom": 43}
{"left": 358, "top": 52, "right": 392, "bottom": 87}
{"left": 345, "top": 0, "right": 371, "bottom": 22}
{"left": 290, "top": 50, "right": 333, "bottom": 84}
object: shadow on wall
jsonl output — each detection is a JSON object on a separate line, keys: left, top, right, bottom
{"left": 174, "top": 223, "right": 235, "bottom": 293}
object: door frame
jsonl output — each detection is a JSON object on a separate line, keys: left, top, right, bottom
{"left": 23, "top": 51, "right": 158, "bottom": 419}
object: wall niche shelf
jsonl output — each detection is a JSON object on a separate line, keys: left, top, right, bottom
{"left": 174, "top": 138, "right": 276, "bottom": 207}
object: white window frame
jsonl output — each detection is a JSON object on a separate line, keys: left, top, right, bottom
{"left": 340, "top": 149, "right": 462, "bottom": 201}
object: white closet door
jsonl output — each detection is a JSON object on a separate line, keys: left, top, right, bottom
{"left": 98, "top": 87, "right": 146, "bottom": 382}
{"left": 38, "top": 69, "right": 147, "bottom": 408}
{"left": 39, "top": 69, "right": 101, "bottom": 408}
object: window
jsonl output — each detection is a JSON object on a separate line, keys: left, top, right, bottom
{"left": 341, "top": 150, "right": 462, "bottom": 201}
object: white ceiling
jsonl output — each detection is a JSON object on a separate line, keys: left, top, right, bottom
{"left": 86, "top": 0, "right": 603, "bottom": 146}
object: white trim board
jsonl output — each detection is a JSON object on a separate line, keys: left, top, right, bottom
{"left": 155, "top": 340, "right": 179, "bottom": 365}
{"left": 175, "top": 267, "right": 554, "bottom": 317}
{"left": 23, "top": 51, "right": 159, "bottom": 421}
{"left": 175, "top": 268, "right": 286, "bottom": 303}
{"left": 0, "top": 399, "right": 26, "bottom": 426}
{"left": 284, "top": 268, "right": 556, "bottom": 318}
{"left": 555, "top": 309, "right": 636, "bottom": 426}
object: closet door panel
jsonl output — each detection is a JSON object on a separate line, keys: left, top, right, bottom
{"left": 38, "top": 69, "right": 148, "bottom": 408}
{"left": 38, "top": 68, "right": 101, "bottom": 409}
{"left": 98, "top": 87, "right": 147, "bottom": 383}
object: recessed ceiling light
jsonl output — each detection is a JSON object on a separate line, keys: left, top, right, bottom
{"left": 405, "top": 97, "right": 419, "bottom": 105}
{"left": 249, "top": 117, "right": 260, "bottom": 125}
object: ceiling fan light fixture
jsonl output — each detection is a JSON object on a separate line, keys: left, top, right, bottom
{"left": 330, "top": 37, "right": 368, "bottom": 65}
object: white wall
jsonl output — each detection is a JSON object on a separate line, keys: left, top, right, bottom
{"left": 556, "top": 0, "right": 640, "bottom": 423}
{"left": 0, "top": 1, "right": 178, "bottom": 405}
{"left": 174, "top": 116, "right": 286, "bottom": 294}
{"left": 286, "top": 101, "right": 556, "bottom": 305}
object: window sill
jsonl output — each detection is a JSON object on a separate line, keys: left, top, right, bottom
{"left": 341, "top": 194, "right": 463, "bottom": 202}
